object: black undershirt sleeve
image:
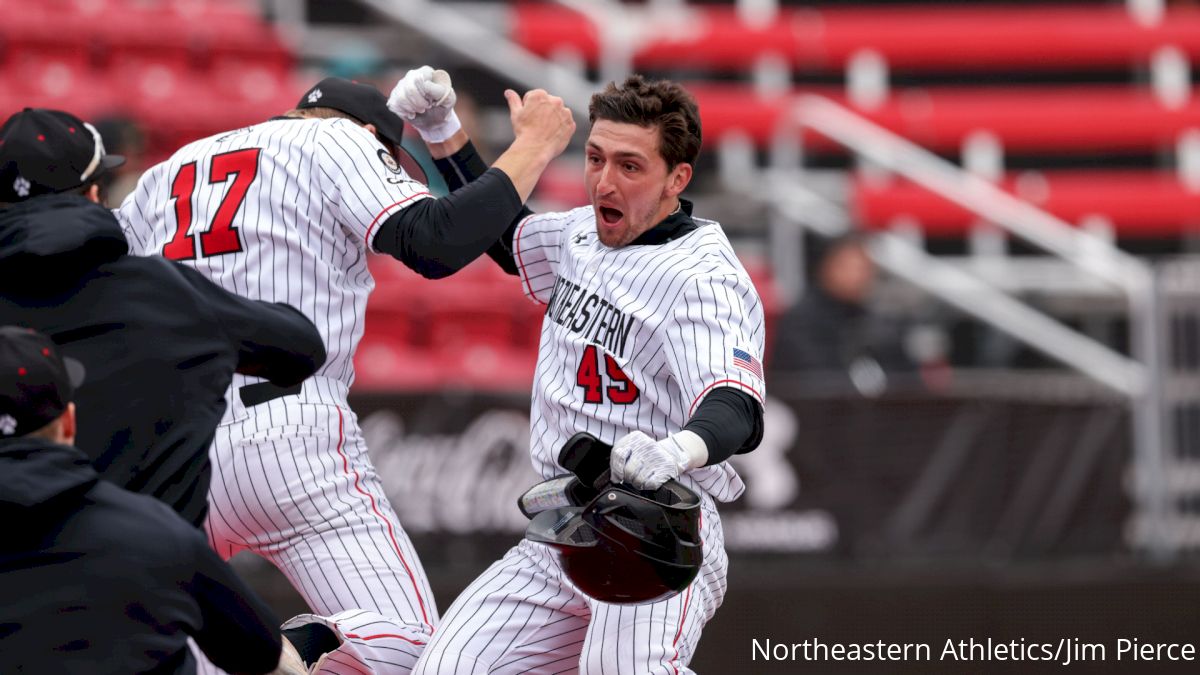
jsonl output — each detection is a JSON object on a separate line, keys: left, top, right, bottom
{"left": 683, "top": 387, "right": 764, "bottom": 465}
{"left": 372, "top": 166, "right": 524, "bottom": 279}
{"left": 432, "top": 141, "right": 528, "bottom": 275}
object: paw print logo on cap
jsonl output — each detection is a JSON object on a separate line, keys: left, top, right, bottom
{"left": 307, "top": 88, "right": 323, "bottom": 104}
{"left": 13, "top": 176, "right": 30, "bottom": 198}
{"left": 0, "top": 414, "right": 16, "bottom": 436}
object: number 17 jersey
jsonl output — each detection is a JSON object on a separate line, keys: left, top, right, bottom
{"left": 514, "top": 205, "right": 767, "bottom": 503}
{"left": 115, "top": 117, "right": 431, "bottom": 386}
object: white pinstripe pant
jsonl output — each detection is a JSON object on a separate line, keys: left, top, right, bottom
{"left": 197, "top": 383, "right": 438, "bottom": 675}
{"left": 413, "top": 497, "right": 727, "bottom": 675}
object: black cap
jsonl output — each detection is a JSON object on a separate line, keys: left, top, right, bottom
{"left": 295, "top": 77, "right": 428, "bottom": 184}
{"left": 297, "top": 77, "right": 407, "bottom": 148}
{"left": 0, "top": 326, "right": 85, "bottom": 439}
{"left": 0, "top": 108, "right": 126, "bottom": 202}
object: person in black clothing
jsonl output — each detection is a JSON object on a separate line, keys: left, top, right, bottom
{"left": 0, "top": 326, "right": 306, "bottom": 675}
{"left": 771, "top": 233, "right": 918, "bottom": 390}
{"left": 0, "top": 108, "right": 326, "bottom": 526}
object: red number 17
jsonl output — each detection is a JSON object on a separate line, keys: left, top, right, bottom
{"left": 162, "top": 148, "right": 261, "bottom": 261}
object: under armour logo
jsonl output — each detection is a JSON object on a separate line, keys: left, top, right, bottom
{"left": 307, "top": 89, "right": 323, "bottom": 104}
{"left": 0, "top": 414, "right": 16, "bottom": 436}
{"left": 572, "top": 232, "right": 589, "bottom": 244}
{"left": 13, "top": 176, "right": 30, "bottom": 198}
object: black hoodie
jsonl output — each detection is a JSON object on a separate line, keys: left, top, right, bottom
{"left": 0, "top": 194, "right": 327, "bottom": 525}
{"left": 0, "top": 437, "right": 282, "bottom": 674}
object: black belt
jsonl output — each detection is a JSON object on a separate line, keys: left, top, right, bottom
{"left": 239, "top": 381, "right": 303, "bottom": 407}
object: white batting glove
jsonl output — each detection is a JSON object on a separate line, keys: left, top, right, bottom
{"left": 611, "top": 431, "right": 699, "bottom": 491}
{"left": 387, "top": 65, "right": 462, "bottom": 143}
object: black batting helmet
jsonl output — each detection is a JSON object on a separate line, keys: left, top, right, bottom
{"left": 525, "top": 479, "right": 703, "bottom": 605}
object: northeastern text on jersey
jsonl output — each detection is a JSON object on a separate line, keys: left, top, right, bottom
{"left": 544, "top": 277, "right": 635, "bottom": 358}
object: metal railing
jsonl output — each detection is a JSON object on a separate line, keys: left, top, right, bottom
{"left": 771, "top": 95, "right": 1172, "bottom": 557}
{"left": 325, "top": 0, "right": 1178, "bottom": 558}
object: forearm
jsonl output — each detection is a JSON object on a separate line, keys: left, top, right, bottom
{"left": 682, "top": 387, "right": 764, "bottom": 466}
{"left": 190, "top": 554, "right": 284, "bottom": 674}
{"left": 424, "top": 127, "right": 470, "bottom": 159}
{"left": 432, "top": 140, "right": 526, "bottom": 274}
{"left": 373, "top": 167, "right": 523, "bottom": 278}
{"left": 235, "top": 303, "right": 327, "bottom": 386}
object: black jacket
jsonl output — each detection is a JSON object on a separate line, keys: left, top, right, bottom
{"left": 0, "top": 437, "right": 282, "bottom": 674}
{"left": 0, "top": 195, "right": 326, "bottom": 525}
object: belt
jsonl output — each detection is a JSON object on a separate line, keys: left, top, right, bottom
{"left": 239, "top": 381, "right": 303, "bottom": 407}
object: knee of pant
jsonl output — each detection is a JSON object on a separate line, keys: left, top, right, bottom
{"left": 579, "top": 647, "right": 693, "bottom": 675}
{"left": 413, "top": 647, "right": 486, "bottom": 675}
{"left": 581, "top": 662, "right": 691, "bottom": 675}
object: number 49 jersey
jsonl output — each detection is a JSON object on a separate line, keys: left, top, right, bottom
{"left": 515, "top": 206, "right": 767, "bottom": 503}
{"left": 115, "top": 118, "right": 431, "bottom": 385}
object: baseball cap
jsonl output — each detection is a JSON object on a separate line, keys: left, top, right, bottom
{"left": 296, "top": 77, "right": 427, "bottom": 184}
{"left": 0, "top": 108, "right": 126, "bottom": 202}
{"left": 0, "top": 326, "right": 85, "bottom": 439}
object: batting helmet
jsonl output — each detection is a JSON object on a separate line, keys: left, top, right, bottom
{"left": 525, "top": 478, "right": 703, "bottom": 605}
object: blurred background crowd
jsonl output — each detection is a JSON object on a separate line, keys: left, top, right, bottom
{"left": 4, "top": 0, "right": 1199, "bottom": 671}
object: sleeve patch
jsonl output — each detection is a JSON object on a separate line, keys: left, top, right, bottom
{"left": 732, "top": 348, "right": 764, "bottom": 379}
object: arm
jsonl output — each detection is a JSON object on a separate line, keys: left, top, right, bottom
{"left": 613, "top": 274, "right": 768, "bottom": 489}
{"left": 682, "top": 386, "right": 764, "bottom": 463}
{"left": 388, "top": 69, "right": 568, "bottom": 275}
{"left": 371, "top": 166, "right": 523, "bottom": 279}
{"left": 174, "top": 263, "right": 327, "bottom": 386}
{"left": 186, "top": 536, "right": 285, "bottom": 674}
{"left": 432, "top": 137, "right": 525, "bottom": 275}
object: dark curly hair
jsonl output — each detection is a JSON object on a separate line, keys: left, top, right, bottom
{"left": 588, "top": 75, "right": 702, "bottom": 170}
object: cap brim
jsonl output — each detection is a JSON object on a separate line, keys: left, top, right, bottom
{"left": 101, "top": 154, "right": 126, "bottom": 171}
{"left": 63, "top": 356, "right": 85, "bottom": 388}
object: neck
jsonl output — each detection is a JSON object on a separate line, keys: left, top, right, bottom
{"left": 656, "top": 199, "right": 681, "bottom": 223}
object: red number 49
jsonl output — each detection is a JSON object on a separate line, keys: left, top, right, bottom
{"left": 576, "top": 344, "right": 638, "bottom": 405}
{"left": 162, "top": 148, "right": 261, "bottom": 261}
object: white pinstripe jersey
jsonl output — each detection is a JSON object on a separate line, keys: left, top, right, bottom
{"left": 515, "top": 206, "right": 767, "bottom": 502}
{"left": 115, "top": 118, "right": 431, "bottom": 388}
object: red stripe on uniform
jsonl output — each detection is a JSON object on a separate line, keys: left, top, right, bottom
{"left": 512, "top": 213, "right": 548, "bottom": 305}
{"left": 333, "top": 407, "right": 433, "bottom": 631}
{"left": 688, "top": 379, "right": 763, "bottom": 417}
{"left": 364, "top": 192, "right": 432, "bottom": 244}
{"left": 345, "top": 632, "right": 426, "bottom": 646}
{"left": 669, "top": 584, "right": 693, "bottom": 675}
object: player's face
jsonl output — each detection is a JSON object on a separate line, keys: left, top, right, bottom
{"left": 585, "top": 120, "right": 691, "bottom": 248}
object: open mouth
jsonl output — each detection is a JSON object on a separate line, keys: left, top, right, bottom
{"left": 599, "top": 206, "right": 623, "bottom": 225}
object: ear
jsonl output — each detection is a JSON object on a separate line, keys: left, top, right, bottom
{"left": 85, "top": 184, "right": 101, "bottom": 204}
{"left": 665, "top": 163, "right": 693, "bottom": 198}
{"left": 60, "top": 402, "right": 76, "bottom": 446}
{"left": 364, "top": 123, "right": 379, "bottom": 137}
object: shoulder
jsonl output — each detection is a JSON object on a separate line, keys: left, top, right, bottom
{"left": 311, "top": 117, "right": 377, "bottom": 146}
{"left": 668, "top": 226, "right": 760, "bottom": 292}
{"left": 526, "top": 205, "right": 592, "bottom": 227}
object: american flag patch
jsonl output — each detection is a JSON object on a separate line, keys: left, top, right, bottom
{"left": 732, "top": 348, "right": 763, "bottom": 378}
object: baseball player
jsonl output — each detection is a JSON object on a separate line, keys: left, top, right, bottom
{"left": 115, "top": 77, "right": 575, "bottom": 673}
{"left": 390, "top": 69, "right": 766, "bottom": 673}
{"left": 0, "top": 108, "right": 326, "bottom": 528}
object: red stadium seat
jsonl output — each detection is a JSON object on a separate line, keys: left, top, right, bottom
{"left": 852, "top": 171, "right": 1200, "bottom": 236}
{"left": 689, "top": 85, "right": 1200, "bottom": 153}
{"left": 513, "top": 4, "right": 1200, "bottom": 73}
